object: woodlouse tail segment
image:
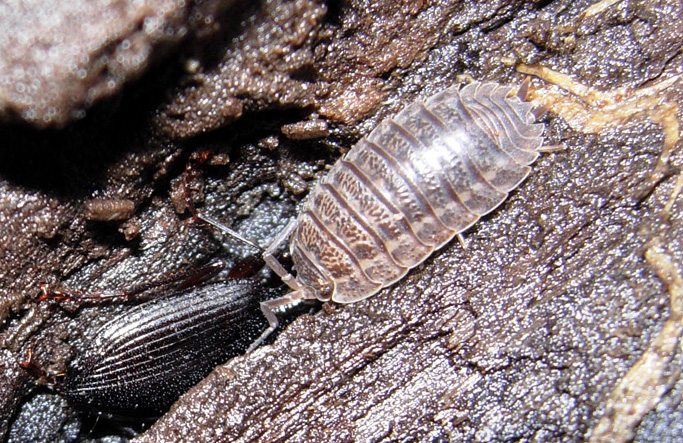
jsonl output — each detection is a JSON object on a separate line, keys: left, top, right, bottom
{"left": 83, "top": 198, "right": 136, "bottom": 222}
{"left": 514, "top": 77, "right": 549, "bottom": 120}
{"left": 531, "top": 103, "right": 550, "bottom": 120}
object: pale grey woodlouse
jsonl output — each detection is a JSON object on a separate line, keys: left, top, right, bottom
{"left": 201, "top": 79, "right": 551, "bottom": 348}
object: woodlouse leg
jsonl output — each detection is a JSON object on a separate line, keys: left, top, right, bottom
{"left": 538, "top": 144, "right": 566, "bottom": 153}
{"left": 247, "top": 292, "right": 305, "bottom": 352}
{"left": 456, "top": 233, "right": 468, "bottom": 249}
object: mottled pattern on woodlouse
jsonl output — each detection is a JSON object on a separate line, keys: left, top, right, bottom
{"left": 291, "top": 81, "right": 545, "bottom": 303}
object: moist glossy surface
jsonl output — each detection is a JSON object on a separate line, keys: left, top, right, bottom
{"left": 63, "top": 280, "right": 269, "bottom": 415}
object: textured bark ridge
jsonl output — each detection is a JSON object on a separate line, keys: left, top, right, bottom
{"left": 1, "top": 1, "right": 682, "bottom": 442}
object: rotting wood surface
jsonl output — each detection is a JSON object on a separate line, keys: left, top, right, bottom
{"left": 0, "top": 1, "right": 682, "bottom": 442}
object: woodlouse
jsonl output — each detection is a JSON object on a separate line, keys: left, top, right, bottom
{"left": 201, "top": 80, "right": 550, "bottom": 348}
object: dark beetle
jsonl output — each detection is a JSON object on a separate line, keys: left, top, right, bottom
{"left": 37, "top": 279, "right": 274, "bottom": 416}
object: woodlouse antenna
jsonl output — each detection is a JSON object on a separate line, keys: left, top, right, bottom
{"left": 198, "top": 214, "right": 310, "bottom": 350}
{"left": 197, "top": 213, "right": 263, "bottom": 252}
{"left": 180, "top": 149, "right": 313, "bottom": 349}
{"left": 179, "top": 150, "right": 265, "bottom": 255}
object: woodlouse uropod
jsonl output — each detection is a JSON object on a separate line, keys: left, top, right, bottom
{"left": 201, "top": 80, "right": 551, "bottom": 349}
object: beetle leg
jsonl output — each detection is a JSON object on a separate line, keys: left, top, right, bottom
{"left": 18, "top": 349, "right": 63, "bottom": 387}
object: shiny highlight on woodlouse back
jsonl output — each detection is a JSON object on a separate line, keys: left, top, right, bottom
{"left": 201, "top": 80, "right": 548, "bottom": 349}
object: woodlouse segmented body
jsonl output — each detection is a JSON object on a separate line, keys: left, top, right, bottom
{"left": 288, "top": 81, "right": 545, "bottom": 303}
{"left": 202, "top": 81, "right": 548, "bottom": 348}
